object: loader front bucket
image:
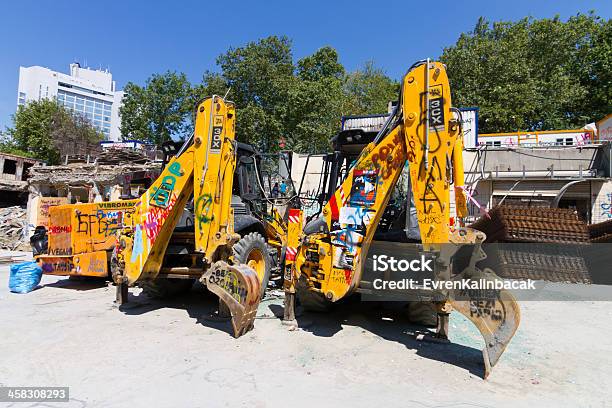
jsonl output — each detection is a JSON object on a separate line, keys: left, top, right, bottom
{"left": 450, "top": 268, "right": 521, "bottom": 379}
{"left": 201, "top": 261, "right": 262, "bottom": 338}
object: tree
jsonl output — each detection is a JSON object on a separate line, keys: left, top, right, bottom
{"left": 120, "top": 71, "right": 193, "bottom": 145}
{"left": 49, "top": 109, "right": 103, "bottom": 158}
{"left": 198, "top": 36, "right": 295, "bottom": 150}
{"left": 1, "top": 99, "right": 103, "bottom": 164}
{"left": 199, "top": 38, "right": 371, "bottom": 153}
{"left": 286, "top": 46, "right": 346, "bottom": 152}
{"left": 440, "top": 13, "right": 611, "bottom": 133}
{"left": 343, "top": 61, "right": 399, "bottom": 115}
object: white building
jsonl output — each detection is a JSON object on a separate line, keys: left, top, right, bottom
{"left": 17, "top": 63, "right": 124, "bottom": 141}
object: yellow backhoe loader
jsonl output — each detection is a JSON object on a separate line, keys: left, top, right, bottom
{"left": 112, "top": 95, "right": 264, "bottom": 337}
{"left": 282, "top": 60, "right": 521, "bottom": 378}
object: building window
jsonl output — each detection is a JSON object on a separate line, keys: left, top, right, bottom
{"left": 56, "top": 88, "right": 113, "bottom": 136}
{"left": 3, "top": 159, "right": 17, "bottom": 175}
{"left": 556, "top": 138, "right": 574, "bottom": 146}
{"left": 18, "top": 92, "right": 26, "bottom": 105}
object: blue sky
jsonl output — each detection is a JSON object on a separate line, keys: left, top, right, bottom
{"left": 0, "top": 0, "right": 609, "bottom": 130}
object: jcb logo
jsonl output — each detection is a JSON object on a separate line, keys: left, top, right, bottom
{"left": 211, "top": 115, "right": 223, "bottom": 153}
{"left": 428, "top": 85, "right": 445, "bottom": 132}
{"left": 429, "top": 84, "right": 443, "bottom": 98}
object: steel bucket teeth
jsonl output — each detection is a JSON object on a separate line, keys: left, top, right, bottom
{"left": 450, "top": 268, "right": 521, "bottom": 379}
{"left": 201, "top": 261, "right": 262, "bottom": 338}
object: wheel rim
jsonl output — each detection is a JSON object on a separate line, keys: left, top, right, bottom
{"left": 246, "top": 248, "right": 266, "bottom": 284}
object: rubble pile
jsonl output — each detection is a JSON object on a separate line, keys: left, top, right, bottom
{"left": 97, "top": 148, "right": 148, "bottom": 165}
{"left": 471, "top": 205, "right": 591, "bottom": 283}
{"left": 28, "top": 161, "right": 161, "bottom": 186}
{"left": 0, "top": 206, "right": 29, "bottom": 251}
{"left": 588, "top": 219, "right": 612, "bottom": 243}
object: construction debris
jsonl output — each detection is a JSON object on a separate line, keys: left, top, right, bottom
{"left": 28, "top": 161, "right": 160, "bottom": 186}
{"left": 0, "top": 206, "right": 29, "bottom": 251}
{"left": 96, "top": 148, "right": 149, "bottom": 165}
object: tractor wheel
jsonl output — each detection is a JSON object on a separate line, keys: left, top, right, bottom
{"left": 233, "top": 232, "right": 272, "bottom": 299}
{"left": 296, "top": 275, "right": 332, "bottom": 312}
{"left": 140, "top": 278, "right": 195, "bottom": 299}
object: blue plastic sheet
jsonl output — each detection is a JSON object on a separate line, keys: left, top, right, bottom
{"left": 8, "top": 261, "right": 42, "bottom": 294}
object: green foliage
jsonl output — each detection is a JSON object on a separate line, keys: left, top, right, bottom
{"left": 441, "top": 12, "right": 611, "bottom": 133}
{"left": 199, "top": 38, "right": 397, "bottom": 153}
{"left": 120, "top": 71, "right": 193, "bottom": 145}
{"left": 344, "top": 61, "right": 399, "bottom": 115}
{"left": 1, "top": 99, "right": 103, "bottom": 164}
{"left": 198, "top": 36, "right": 294, "bottom": 150}
{"left": 287, "top": 47, "right": 347, "bottom": 153}
{"left": 123, "top": 37, "right": 398, "bottom": 153}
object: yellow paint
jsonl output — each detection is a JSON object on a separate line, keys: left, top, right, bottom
{"left": 293, "top": 61, "right": 461, "bottom": 301}
{"left": 287, "top": 61, "right": 520, "bottom": 374}
{"left": 193, "top": 99, "right": 238, "bottom": 257}
{"left": 36, "top": 197, "right": 69, "bottom": 228}
{"left": 118, "top": 97, "right": 239, "bottom": 285}
{"left": 282, "top": 209, "right": 303, "bottom": 292}
{"left": 39, "top": 200, "right": 137, "bottom": 277}
{"left": 73, "top": 251, "right": 108, "bottom": 277}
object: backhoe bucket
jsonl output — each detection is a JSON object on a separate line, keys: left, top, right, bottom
{"left": 450, "top": 268, "right": 521, "bottom": 379}
{"left": 201, "top": 261, "right": 262, "bottom": 338}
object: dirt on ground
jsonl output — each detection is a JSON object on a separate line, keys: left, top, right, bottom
{"left": 1, "top": 251, "right": 610, "bottom": 408}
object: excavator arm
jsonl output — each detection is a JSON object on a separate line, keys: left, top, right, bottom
{"left": 285, "top": 60, "right": 520, "bottom": 377}
{"left": 113, "top": 96, "right": 261, "bottom": 337}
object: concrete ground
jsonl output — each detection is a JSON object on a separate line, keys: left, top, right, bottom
{"left": 1, "top": 251, "right": 611, "bottom": 408}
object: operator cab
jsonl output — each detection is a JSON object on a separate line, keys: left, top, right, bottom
{"left": 301, "top": 128, "right": 420, "bottom": 242}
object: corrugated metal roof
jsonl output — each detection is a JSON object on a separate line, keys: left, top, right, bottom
{"left": 341, "top": 114, "right": 390, "bottom": 132}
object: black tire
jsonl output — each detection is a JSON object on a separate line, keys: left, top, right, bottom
{"left": 140, "top": 278, "right": 195, "bottom": 299}
{"left": 233, "top": 232, "right": 272, "bottom": 299}
{"left": 296, "top": 275, "right": 332, "bottom": 312}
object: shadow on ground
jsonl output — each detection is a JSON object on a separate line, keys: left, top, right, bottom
{"left": 113, "top": 282, "right": 484, "bottom": 377}
{"left": 117, "top": 283, "right": 237, "bottom": 337}
{"left": 269, "top": 299, "right": 485, "bottom": 378}
{"left": 42, "top": 276, "right": 108, "bottom": 291}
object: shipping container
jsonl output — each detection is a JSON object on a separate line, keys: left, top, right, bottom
{"left": 478, "top": 129, "right": 595, "bottom": 147}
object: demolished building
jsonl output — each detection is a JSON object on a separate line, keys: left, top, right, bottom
{"left": 25, "top": 148, "right": 161, "bottom": 237}
{"left": 0, "top": 152, "right": 41, "bottom": 206}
